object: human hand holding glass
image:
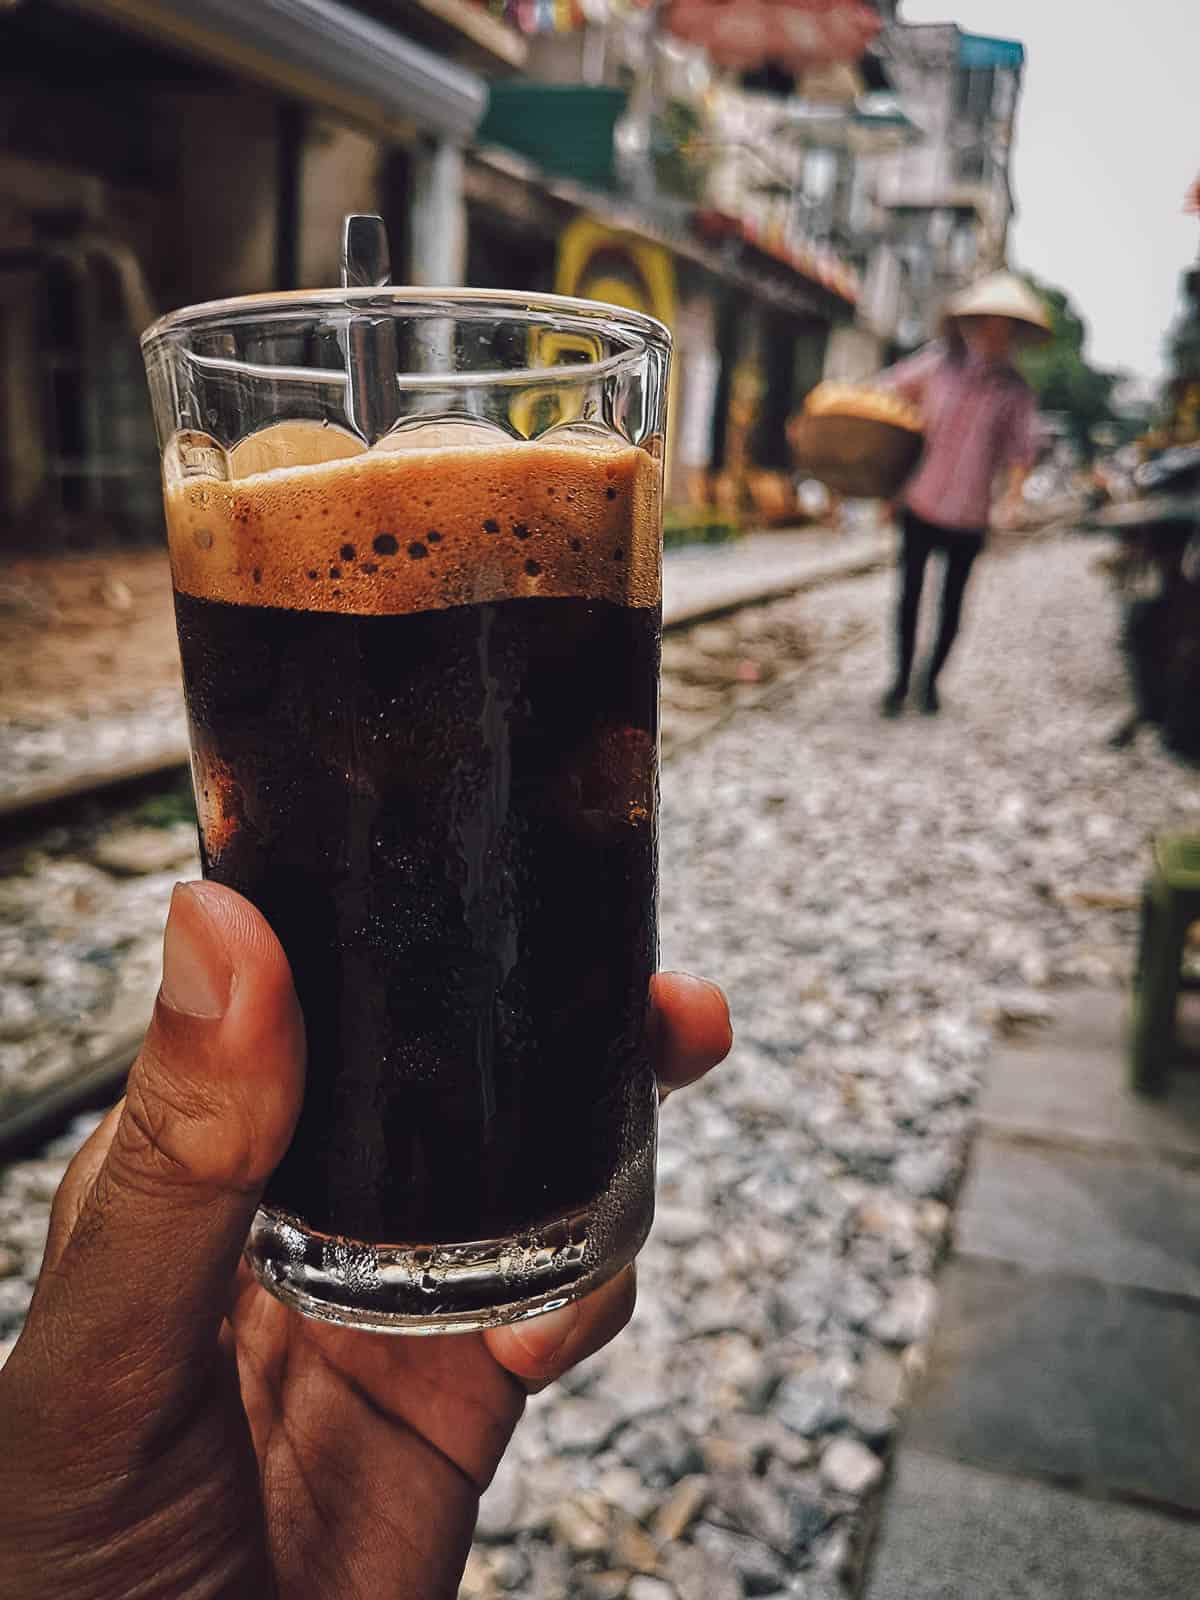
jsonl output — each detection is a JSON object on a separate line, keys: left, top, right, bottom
{"left": 0, "top": 881, "right": 732, "bottom": 1599}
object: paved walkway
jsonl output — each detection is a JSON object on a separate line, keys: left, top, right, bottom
{"left": 663, "top": 525, "right": 890, "bottom": 630}
{"left": 865, "top": 990, "right": 1200, "bottom": 1597}
{"left": 649, "top": 532, "right": 1200, "bottom": 1596}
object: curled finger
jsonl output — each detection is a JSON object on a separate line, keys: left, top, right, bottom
{"left": 650, "top": 972, "right": 733, "bottom": 1097}
{"left": 483, "top": 1264, "right": 637, "bottom": 1392}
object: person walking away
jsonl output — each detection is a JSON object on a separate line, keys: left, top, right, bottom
{"left": 878, "top": 272, "right": 1051, "bottom": 717}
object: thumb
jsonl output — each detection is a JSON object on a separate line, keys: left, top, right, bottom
{"left": 34, "top": 880, "right": 305, "bottom": 1376}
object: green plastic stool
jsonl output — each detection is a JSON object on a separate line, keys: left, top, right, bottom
{"left": 1129, "top": 834, "right": 1200, "bottom": 1095}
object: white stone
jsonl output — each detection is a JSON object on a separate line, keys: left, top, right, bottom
{"left": 0, "top": 987, "right": 39, "bottom": 1042}
{"left": 651, "top": 1474, "right": 710, "bottom": 1542}
{"left": 90, "top": 824, "right": 198, "bottom": 877}
{"left": 869, "top": 1276, "right": 938, "bottom": 1347}
{"left": 627, "top": 1578, "right": 677, "bottom": 1600}
{"left": 821, "top": 1437, "right": 884, "bottom": 1497}
{"left": 551, "top": 1494, "right": 610, "bottom": 1555}
{"left": 474, "top": 1457, "right": 527, "bottom": 1542}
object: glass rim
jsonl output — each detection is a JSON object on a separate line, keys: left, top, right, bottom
{"left": 141, "top": 286, "right": 671, "bottom": 392}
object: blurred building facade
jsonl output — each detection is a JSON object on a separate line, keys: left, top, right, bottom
{"left": 829, "top": 19, "right": 1026, "bottom": 376}
{"left": 0, "top": 0, "right": 1025, "bottom": 548}
{"left": 0, "top": 0, "right": 497, "bottom": 548}
{"left": 463, "top": 0, "right": 873, "bottom": 521}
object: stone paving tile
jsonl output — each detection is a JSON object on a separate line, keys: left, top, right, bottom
{"left": 955, "top": 1137, "right": 1200, "bottom": 1297}
{"left": 905, "top": 1256, "right": 1200, "bottom": 1512}
{"left": 979, "top": 989, "right": 1200, "bottom": 1160}
{"left": 865, "top": 1449, "right": 1200, "bottom": 1600}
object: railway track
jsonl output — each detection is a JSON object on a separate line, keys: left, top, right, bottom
{"left": 0, "top": 1032, "right": 143, "bottom": 1164}
{"left": 0, "top": 548, "right": 884, "bottom": 1166}
{"left": 0, "top": 763, "right": 199, "bottom": 1164}
{"left": 0, "top": 531, "right": 889, "bottom": 834}
{"left": 0, "top": 745, "right": 190, "bottom": 832}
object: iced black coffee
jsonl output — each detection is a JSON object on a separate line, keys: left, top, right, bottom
{"left": 163, "top": 425, "right": 662, "bottom": 1327}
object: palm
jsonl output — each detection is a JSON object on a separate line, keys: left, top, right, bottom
{"left": 228, "top": 1266, "right": 523, "bottom": 1600}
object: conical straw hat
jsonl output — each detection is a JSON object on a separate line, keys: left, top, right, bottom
{"left": 945, "top": 271, "right": 1052, "bottom": 341}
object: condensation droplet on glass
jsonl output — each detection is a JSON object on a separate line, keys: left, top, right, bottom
{"left": 277, "top": 1220, "right": 307, "bottom": 1264}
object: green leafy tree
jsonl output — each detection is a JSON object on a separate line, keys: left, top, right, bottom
{"left": 1168, "top": 268, "right": 1200, "bottom": 382}
{"left": 1018, "top": 274, "right": 1119, "bottom": 456}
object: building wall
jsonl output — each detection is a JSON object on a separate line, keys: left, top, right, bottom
{"left": 0, "top": 267, "right": 45, "bottom": 517}
{"left": 872, "top": 24, "right": 960, "bottom": 212}
{"left": 0, "top": 144, "right": 166, "bottom": 537}
{"left": 854, "top": 21, "right": 1024, "bottom": 352}
{"left": 297, "top": 118, "right": 385, "bottom": 290}
{"left": 150, "top": 86, "right": 281, "bottom": 304}
{"left": 825, "top": 321, "right": 886, "bottom": 381}
{"left": 0, "top": 43, "right": 395, "bottom": 543}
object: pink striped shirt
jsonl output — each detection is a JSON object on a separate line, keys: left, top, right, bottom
{"left": 881, "top": 342, "right": 1039, "bottom": 532}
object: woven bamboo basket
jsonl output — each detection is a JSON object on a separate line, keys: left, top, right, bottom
{"left": 791, "top": 385, "right": 925, "bottom": 499}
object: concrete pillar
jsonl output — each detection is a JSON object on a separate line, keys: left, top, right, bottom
{"left": 410, "top": 137, "right": 465, "bottom": 287}
{"left": 671, "top": 291, "right": 720, "bottom": 507}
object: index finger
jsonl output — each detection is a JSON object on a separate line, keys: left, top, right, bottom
{"left": 650, "top": 972, "right": 733, "bottom": 1093}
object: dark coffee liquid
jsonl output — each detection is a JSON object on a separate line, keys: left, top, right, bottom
{"left": 175, "top": 588, "right": 659, "bottom": 1244}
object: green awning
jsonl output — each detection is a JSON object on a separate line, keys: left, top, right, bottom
{"left": 959, "top": 33, "right": 1025, "bottom": 72}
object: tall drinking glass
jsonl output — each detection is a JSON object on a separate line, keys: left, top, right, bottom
{"left": 142, "top": 287, "right": 670, "bottom": 1333}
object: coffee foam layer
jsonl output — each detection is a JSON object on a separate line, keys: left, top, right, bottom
{"left": 165, "top": 436, "right": 660, "bottom": 614}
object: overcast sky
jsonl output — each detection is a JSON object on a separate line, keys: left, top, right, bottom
{"left": 899, "top": 0, "right": 1198, "bottom": 383}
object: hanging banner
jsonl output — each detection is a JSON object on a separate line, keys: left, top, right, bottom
{"left": 495, "top": 0, "right": 652, "bottom": 35}
{"left": 665, "top": 0, "right": 881, "bottom": 73}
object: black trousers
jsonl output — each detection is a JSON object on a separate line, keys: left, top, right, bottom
{"left": 893, "top": 508, "right": 985, "bottom": 693}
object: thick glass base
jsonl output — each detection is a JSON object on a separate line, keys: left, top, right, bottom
{"left": 246, "top": 1156, "right": 654, "bottom": 1335}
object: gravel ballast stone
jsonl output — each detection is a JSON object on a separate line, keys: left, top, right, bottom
{"left": 3, "top": 535, "right": 1198, "bottom": 1594}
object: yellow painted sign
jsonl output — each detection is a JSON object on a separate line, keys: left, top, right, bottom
{"left": 511, "top": 217, "right": 679, "bottom": 455}
{"left": 555, "top": 217, "right": 677, "bottom": 326}
{"left": 511, "top": 220, "right": 677, "bottom": 439}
